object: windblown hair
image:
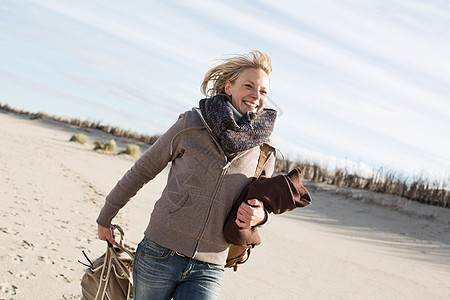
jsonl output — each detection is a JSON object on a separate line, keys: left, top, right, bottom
{"left": 201, "top": 50, "right": 272, "bottom": 98}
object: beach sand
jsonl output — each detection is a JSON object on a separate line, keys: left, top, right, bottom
{"left": 1, "top": 111, "right": 449, "bottom": 299}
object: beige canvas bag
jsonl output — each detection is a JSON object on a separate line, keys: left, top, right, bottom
{"left": 80, "top": 225, "right": 134, "bottom": 300}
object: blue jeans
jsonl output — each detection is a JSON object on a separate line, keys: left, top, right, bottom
{"left": 133, "top": 237, "right": 225, "bottom": 300}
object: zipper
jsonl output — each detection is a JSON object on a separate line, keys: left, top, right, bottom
{"left": 191, "top": 143, "right": 250, "bottom": 255}
{"left": 193, "top": 160, "right": 230, "bottom": 254}
{"left": 223, "top": 161, "right": 231, "bottom": 170}
{"left": 190, "top": 107, "right": 258, "bottom": 255}
{"left": 192, "top": 149, "right": 251, "bottom": 255}
{"left": 192, "top": 108, "right": 229, "bottom": 255}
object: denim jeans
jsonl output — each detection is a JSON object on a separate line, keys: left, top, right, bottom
{"left": 133, "top": 237, "right": 225, "bottom": 300}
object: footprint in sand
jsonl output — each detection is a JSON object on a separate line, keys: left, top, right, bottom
{"left": 0, "top": 227, "right": 19, "bottom": 235}
{"left": 71, "top": 209, "right": 83, "bottom": 215}
{"left": 0, "top": 283, "right": 18, "bottom": 296}
{"left": 58, "top": 256, "right": 72, "bottom": 263}
{"left": 10, "top": 254, "right": 23, "bottom": 263}
{"left": 14, "top": 221, "right": 25, "bottom": 227}
{"left": 18, "top": 207, "right": 31, "bottom": 213}
{"left": 61, "top": 165, "right": 106, "bottom": 205}
{"left": 44, "top": 209, "right": 56, "bottom": 216}
{"left": 50, "top": 240, "right": 60, "bottom": 246}
{"left": 62, "top": 293, "right": 80, "bottom": 299}
{"left": 39, "top": 231, "right": 50, "bottom": 239}
{"left": 38, "top": 255, "right": 55, "bottom": 264}
{"left": 21, "top": 240, "right": 35, "bottom": 250}
{"left": 56, "top": 273, "right": 71, "bottom": 283}
{"left": 43, "top": 240, "right": 60, "bottom": 252}
{"left": 8, "top": 270, "right": 36, "bottom": 279}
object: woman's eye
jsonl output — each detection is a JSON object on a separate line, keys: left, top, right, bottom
{"left": 245, "top": 84, "right": 252, "bottom": 88}
{"left": 261, "top": 90, "right": 267, "bottom": 96}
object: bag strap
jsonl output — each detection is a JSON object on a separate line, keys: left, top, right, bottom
{"left": 106, "top": 242, "right": 134, "bottom": 300}
{"left": 114, "top": 224, "right": 125, "bottom": 247}
{"left": 95, "top": 243, "right": 113, "bottom": 300}
{"left": 253, "top": 143, "right": 270, "bottom": 179}
{"left": 95, "top": 225, "right": 135, "bottom": 300}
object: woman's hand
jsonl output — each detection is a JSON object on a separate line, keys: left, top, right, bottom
{"left": 235, "top": 199, "right": 266, "bottom": 228}
{"left": 97, "top": 224, "right": 116, "bottom": 245}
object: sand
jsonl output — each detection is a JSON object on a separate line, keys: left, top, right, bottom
{"left": 0, "top": 111, "right": 449, "bottom": 300}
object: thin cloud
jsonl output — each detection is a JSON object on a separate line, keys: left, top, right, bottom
{"left": 1, "top": 0, "right": 449, "bottom": 179}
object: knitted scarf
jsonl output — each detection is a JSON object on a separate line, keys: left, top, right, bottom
{"left": 199, "top": 95, "right": 277, "bottom": 158}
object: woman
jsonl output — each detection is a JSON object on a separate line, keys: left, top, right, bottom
{"left": 96, "top": 50, "right": 277, "bottom": 299}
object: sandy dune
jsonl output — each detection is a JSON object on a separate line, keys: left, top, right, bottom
{"left": 0, "top": 111, "right": 449, "bottom": 299}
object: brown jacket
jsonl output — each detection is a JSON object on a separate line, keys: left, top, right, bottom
{"left": 223, "top": 168, "right": 312, "bottom": 247}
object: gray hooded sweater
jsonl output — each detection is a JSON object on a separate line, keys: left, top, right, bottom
{"left": 97, "top": 109, "right": 275, "bottom": 265}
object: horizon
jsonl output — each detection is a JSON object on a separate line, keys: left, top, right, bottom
{"left": 1, "top": 0, "right": 449, "bottom": 182}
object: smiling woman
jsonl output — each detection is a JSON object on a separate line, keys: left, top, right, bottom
{"left": 96, "top": 50, "right": 278, "bottom": 299}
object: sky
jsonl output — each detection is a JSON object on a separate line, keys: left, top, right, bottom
{"left": 1, "top": 0, "right": 449, "bottom": 183}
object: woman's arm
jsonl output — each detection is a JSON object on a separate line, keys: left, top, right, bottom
{"left": 96, "top": 113, "right": 188, "bottom": 229}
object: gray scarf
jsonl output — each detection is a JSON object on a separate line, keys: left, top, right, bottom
{"left": 199, "top": 95, "right": 276, "bottom": 158}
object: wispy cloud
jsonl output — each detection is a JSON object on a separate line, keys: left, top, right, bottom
{"left": 1, "top": 0, "right": 449, "bottom": 179}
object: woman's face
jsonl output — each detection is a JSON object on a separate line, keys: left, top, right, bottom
{"left": 225, "top": 68, "right": 270, "bottom": 115}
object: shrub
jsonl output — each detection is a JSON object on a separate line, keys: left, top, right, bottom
{"left": 93, "top": 141, "right": 104, "bottom": 150}
{"left": 119, "top": 144, "right": 141, "bottom": 159}
{"left": 69, "top": 134, "right": 88, "bottom": 144}
{"left": 93, "top": 139, "right": 116, "bottom": 152}
{"left": 105, "top": 139, "right": 116, "bottom": 152}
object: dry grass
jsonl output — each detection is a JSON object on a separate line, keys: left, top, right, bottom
{"left": 0, "top": 103, "right": 160, "bottom": 145}
{"left": 69, "top": 134, "right": 88, "bottom": 144}
{"left": 275, "top": 159, "right": 449, "bottom": 208}
{"left": 119, "top": 144, "right": 141, "bottom": 159}
{"left": 93, "top": 139, "right": 117, "bottom": 152}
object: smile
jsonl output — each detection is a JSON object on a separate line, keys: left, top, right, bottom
{"left": 243, "top": 101, "right": 258, "bottom": 109}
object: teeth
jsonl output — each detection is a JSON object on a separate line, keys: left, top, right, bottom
{"left": 244, "top": 101, "right": 258, "bottom": 108}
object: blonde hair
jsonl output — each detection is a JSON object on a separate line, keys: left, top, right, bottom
{"left": 201, "top": 50, "right": 272, "bottom": 98}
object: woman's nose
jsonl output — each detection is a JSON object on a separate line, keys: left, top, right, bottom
{"left": 250, "top": 89, "right": 261, "bottom": 100}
